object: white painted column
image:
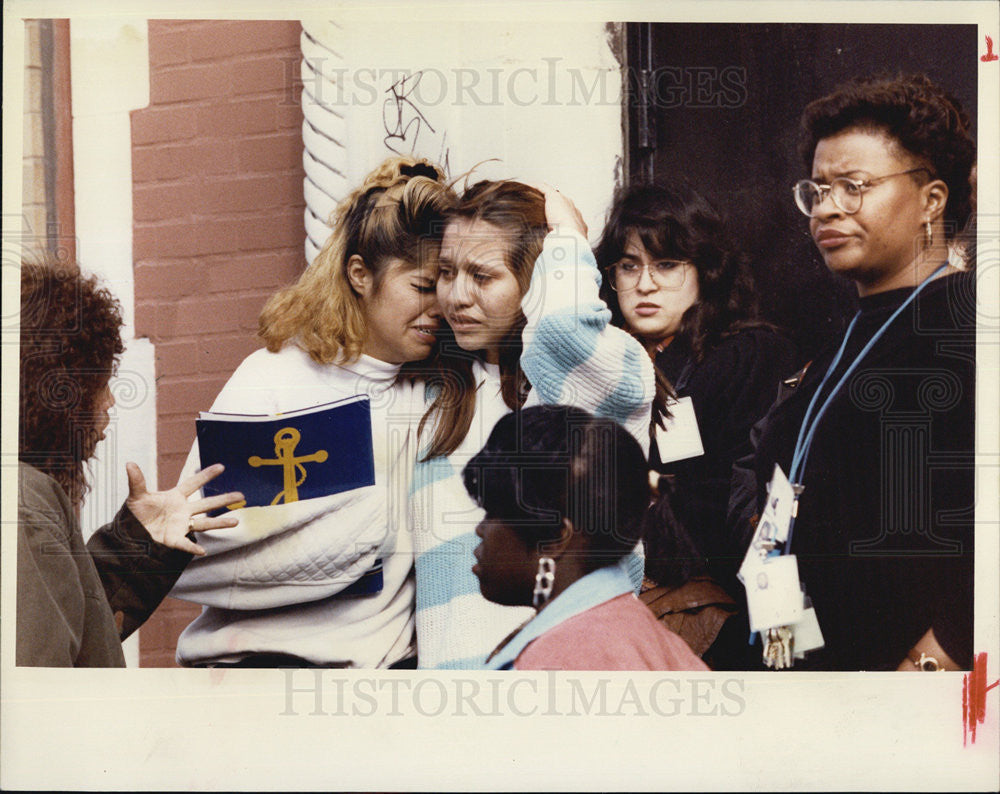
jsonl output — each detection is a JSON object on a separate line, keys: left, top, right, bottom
{"left": 300, "top": 20, "right": 350, "bottom": 264}
{"left": 71, "top": 19, "right": 154, "bottom": 667}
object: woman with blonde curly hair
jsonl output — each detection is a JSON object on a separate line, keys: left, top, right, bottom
{"left": 169, "top": 156, "right": 456, "bottom": 669}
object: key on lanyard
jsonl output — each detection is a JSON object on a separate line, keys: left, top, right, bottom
{"left": 763, "top": 626, "right": 793, "bottom": 670}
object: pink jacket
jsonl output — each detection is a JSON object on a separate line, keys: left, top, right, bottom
{"left": 515, "top": 593, "right": 709, "bottom": 671}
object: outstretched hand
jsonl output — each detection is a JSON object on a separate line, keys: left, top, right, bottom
{"left": 124, "top": 462, "right": 243, "bottom": 556}
{"left": 531, "top": 181, "right": 588, "bottom": 237}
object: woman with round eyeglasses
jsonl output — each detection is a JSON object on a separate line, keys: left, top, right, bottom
{"left": 738, "top": 73, "right": 976, "bottom": 671}
{"left": 793, "top": 166, "right": 931, "bottom": 221}
{"left": 595, "top": 183, "right": 797, "bottom": 669}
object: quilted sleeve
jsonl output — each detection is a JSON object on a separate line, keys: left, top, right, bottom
{"left": 166, "top": 351, "right": 387, "bottom": 611}
{"left": 169, "top": 439, "right": 386, "bottom": 611}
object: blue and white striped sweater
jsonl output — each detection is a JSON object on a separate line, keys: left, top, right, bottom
{"left": 411, "top": 230, "right": 655, "bottom": 670}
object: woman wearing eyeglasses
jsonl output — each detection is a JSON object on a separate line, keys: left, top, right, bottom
{"left": 595, "top": 183, "right": 797, "bottom": 669}
{"left": 739, "top": 73, "right": 976, "bottom": 671}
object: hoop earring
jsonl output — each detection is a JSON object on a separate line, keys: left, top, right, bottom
{"left": 533, "top": 557, "right": 556, "bottom": 608}
{"left": 924, "top": 221, "right": 933, "bottom": 249}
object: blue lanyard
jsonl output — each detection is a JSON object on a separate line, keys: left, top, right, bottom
{"left": 784, "top": 263, "right": 950, "bottom": 553}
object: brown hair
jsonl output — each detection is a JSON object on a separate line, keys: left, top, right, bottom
{"left": 419, "top": 180, "right": 548, "bottom": 460}
{"left": 19, "top": 260, "right": 125, "bottom": 506}
{"left": 259, "top": 156, "right": 455, "bottom": 363}
{"left": 595, "top": 182, "right": 768, "bottom": 362}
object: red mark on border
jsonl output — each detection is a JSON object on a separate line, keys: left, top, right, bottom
{"left": 982, "top": 35, "right": 998, "bottom": 63}
{"left": 962, "top": 652, "right": 999, "bottom": 746}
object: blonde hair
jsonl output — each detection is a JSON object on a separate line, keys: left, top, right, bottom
{"left": 259, "top": 156, "right": 455, "bottom": 363}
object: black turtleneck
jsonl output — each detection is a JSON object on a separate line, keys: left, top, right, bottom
{"left": 748, "top": 270, "right": 976, "bottom": 671}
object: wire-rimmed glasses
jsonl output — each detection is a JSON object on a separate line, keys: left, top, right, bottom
{"left": 792, "top": 167, "right": 930, "bottom": 217}
{"left": 605, "top": 259, "right": 689, "bottom": 292}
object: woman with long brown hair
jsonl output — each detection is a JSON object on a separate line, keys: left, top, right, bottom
{"left": 411, "top": 181, "right": 655, "bottom": 669}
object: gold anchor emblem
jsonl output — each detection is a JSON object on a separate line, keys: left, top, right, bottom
{"left": 243, "top": 426, "right": 329, "bottom": 506}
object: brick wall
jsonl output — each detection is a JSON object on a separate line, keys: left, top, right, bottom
{"left": 132, "top": 20, "right": 305, "bottom": 666}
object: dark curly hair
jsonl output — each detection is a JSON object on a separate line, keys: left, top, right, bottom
{"left": 596, "top": 182, "right": 767, "bottom": 363}
{"left": 19, "top": 260, "right": 125, "bottom": 506}
{"left": 798, "top": 72, "right": 976, "bottom": 240}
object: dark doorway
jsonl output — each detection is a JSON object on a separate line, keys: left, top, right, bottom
{"left": 622, "top": 22, "right": 978, "bottom": 358}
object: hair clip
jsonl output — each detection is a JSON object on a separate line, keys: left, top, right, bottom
{"left": 400, "top": 163, "right": 441, "bottom": 180}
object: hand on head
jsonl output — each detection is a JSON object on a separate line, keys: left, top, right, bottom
{"left": 529, "top": 182, "right": 588, "bottom": 237}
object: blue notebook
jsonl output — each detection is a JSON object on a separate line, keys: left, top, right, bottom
{"left": 196, "top": 396, "right": 376, "bottom": 516}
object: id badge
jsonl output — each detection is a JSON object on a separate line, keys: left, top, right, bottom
{"left": 655, "top": 396, "right": 705, "bottom": 464}
{"left": 791, "top": 596, "right": 825, "bottom": 659}
{"left": 738, "top": 464, "right": 795, "bottom": 583}
{"left": 745, "top": 554, "right": 805, "bottom": 633}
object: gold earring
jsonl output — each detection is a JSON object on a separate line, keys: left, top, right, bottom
{"left": 924, "top": 221, "right": 933, "bottom": 249}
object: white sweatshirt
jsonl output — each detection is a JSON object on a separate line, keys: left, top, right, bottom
{"left": 170, "top": 345, "right": 424, "bottom": 667}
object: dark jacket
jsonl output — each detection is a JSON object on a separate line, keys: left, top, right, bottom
{"left": 731, "top": 271, "right": 975, "bottom": 670}
{"left": 16, "top": 462, "right": 192, "bottom": 667}
{"left": 652, "top": 327, "right": 799, "bottom": 583}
